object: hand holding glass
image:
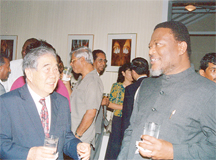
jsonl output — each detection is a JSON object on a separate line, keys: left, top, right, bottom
{"left": 62, "top": 67, "right": 72, "bottom": 81}
{"left": 44, "top": 135, "right": 59, "bottom": 154}
{"left": 136, "top": 122, "right": 160, "bottom": 153}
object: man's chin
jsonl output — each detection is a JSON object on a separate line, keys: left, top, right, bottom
{"left": 150, "top": 69, "right": 163, "bottom": 77}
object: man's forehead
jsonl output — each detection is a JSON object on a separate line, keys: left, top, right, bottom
{"left": 208, "top": 62, "right": 216, "bottom": 68}
{"left": 97, "top": 53, "right": 106, "bottom": 58}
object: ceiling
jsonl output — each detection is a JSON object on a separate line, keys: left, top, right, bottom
{"left": 169, "top": 0, "right": 216, "bottom": 32}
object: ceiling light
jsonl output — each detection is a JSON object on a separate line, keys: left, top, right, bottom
{"left": 185, "top": 5, "right": 196, "bottom": 12}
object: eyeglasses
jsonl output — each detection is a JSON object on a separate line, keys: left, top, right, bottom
{"left": 97, "top": 59, "right": 107, "bottom": 63}
{"left": 70, "top": 57, "right": 81, "bottom": 64}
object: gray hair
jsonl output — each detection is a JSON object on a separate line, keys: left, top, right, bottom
{"left": 70, "top": 46, "right": 93, "bottom": 64}
{"left": 23, "top": 43, "right": 56, "bottom": 73}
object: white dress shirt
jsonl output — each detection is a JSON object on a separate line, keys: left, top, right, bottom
{"left": 27, "top": 84, "right": 51, "bottom": 130}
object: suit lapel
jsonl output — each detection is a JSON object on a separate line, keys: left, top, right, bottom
{"left": 19, "top": 84, "right": 45, "bottom": 142}
{"left": 49, "top": 93, "right": 58, "bottom": 136}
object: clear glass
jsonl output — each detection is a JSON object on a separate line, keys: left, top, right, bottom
{"left": 62, "top": 67, "right": 72, "bottom": 81}
{"left": 44, "top": 135, "right": 59, "bottom": 153}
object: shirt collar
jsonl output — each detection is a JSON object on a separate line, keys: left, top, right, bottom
{"left": 137, "top": 75, "right": 147, "bottom": 81}
{"left": 27, "top": 84, "right": 50, "bottom": 102}
{"left": 162, "top": 64, "right": 195, "bottom": 81}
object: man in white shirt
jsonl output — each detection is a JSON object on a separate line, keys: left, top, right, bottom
{"left": 1, "top": 38, "right": 38, "bottom": 91}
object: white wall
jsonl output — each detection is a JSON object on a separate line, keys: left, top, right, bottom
{"left": 0, "top": 0, "right": 167, "bottom": 92}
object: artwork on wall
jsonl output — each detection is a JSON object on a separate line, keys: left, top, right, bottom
{"left": 67, "top": 34, "right": 94, "bottom": 65}
{"left": 106, "top": 33, "right": 136, "bottom": 72}
{"left": 0, "top": 35, "right": 17, "bottom": 61}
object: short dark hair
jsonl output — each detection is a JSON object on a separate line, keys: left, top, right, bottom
{"left": 0, "top": 53, "right": 8, "bottom": 66}
{"left": 117, "top": 63, "right": 131, "bottom": 83}
{"left": 200, "top": 53, "right": 216, "bottom": 71}
{"left": 154, "top": 21, "right": 191, "bottom": 57}
{"left": 92, "top": 49, "right": 106, "bottom": 61}
{"left": 130, "top": 57, "right": 149, "bottom": 76}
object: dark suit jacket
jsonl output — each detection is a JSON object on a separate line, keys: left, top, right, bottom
{"left": 0, "top": 84, "right": 81, "bottom": 160}
{"left": 120, "top": 77, "right": 147, "bottom": 141}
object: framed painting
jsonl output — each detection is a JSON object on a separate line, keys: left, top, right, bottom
{"left": 106, "top": 33, "right": 136, "bottom": 72}
{"left": 0, "top": 35, "right": 18, "bottom": 61}
{"left": 67, "top": 34, "right": 94, "bottom": 63}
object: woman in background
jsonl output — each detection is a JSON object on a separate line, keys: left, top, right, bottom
{"left": 105, "top": 63, "right": 133, "bottom": 160}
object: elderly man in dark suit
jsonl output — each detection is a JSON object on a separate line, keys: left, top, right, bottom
{"left": 0, "top": 40, "right": 90, "bottom": 160}
{"left": 120, "top": 57, "right": 149, "bottom": 142}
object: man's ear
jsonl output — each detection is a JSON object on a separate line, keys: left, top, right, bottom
{"left": 122, "top": 71, "right": 126, "bottom": 77}
{"left": 199, "top": 69, "right": 205, "bottom": 77}
{"left": 178, "top": 41, "right": 187, "bottom": 55}
{"left": 25, "top": 68, "right": 33, "bottom": 82}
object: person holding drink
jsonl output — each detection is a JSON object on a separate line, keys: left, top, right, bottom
{"left": 0, "top": 40, "right": 90, "bottom": 160}
{"left": 118, "top": 21, "right": 216, "bottom": 159}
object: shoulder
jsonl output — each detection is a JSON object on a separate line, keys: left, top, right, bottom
{"left": 10, "top": 59, "right": 23, "bottom": 66}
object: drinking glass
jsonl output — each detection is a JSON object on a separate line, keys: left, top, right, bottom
{"left": 62, "top": 67, "right": 72, "bottom": 81}
{"left": 103, "top": 93, "right": 110, "bottom": 98}
{"left": 44, "top": 135, "right": 59, "bottom": 153}
{"left": 136, "top": 122, "right": 160, "bottom": 153}
{"left": 143, "top": 122, "right": 160, "bottom": 138}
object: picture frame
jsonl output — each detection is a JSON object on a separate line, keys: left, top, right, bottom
{"left": 0, "top": 35, "right": 18, "bottom": 61}
{"left": 106, "top": 33, "right": 136, "bottom": 72}
{"left": 67, "top": 34, "right": 94, "bottom": 65}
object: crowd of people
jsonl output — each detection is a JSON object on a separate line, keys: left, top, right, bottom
{"left": 0, "top": 20, "right": 215, "bottom": 160}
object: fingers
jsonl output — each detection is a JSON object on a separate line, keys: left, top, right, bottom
{"left": 77, "top": 143, "right": 90, "bottom": 160}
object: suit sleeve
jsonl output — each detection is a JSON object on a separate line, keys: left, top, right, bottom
{"left": 0, "top": 97, "right": 29, "bottom": 159}
{"left": 117, "top": 86, "right": 140, "bottom": 160}
{"left": 121, "top": 87, "right": 131, "bottom": 141}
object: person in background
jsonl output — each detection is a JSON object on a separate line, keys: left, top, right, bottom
{"left": 105, "top": 63, "right": 133, "bottom": 160}
{"left": 0, "top": 40, "right": 90, "bottom": 160}
{"left": 0, "top": 54, "right": 11, "bottom": 96}
{"left": 91, "top": 49, "right": 109, "bottom": 159}
{"left": 70, "top": 47, "right": 104, "bottom": 152}
{"left": 120, "top": 57, "right": 149, "bottom": 143}
{"left": 93, "top": 49, "right": 107, "bottom": 75}
{"left": 1, "top": 38, "right": 38, "bottom": 92}
{"left": 56, "top": 54, "right": 64, "bottom": 79}
{"left": 199, "top": 52, "right": 216, "bottom": 83}
{"left": 118, "top": 21, "right": 216, "bottom": 160}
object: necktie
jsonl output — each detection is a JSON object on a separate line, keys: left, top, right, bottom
{"left": 39, "top": 98, "right": 49, "bottom": 137}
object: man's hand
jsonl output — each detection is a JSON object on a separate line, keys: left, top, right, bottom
{"left": 101, "top": 97, "right": 109, "bottom": 106}
{"left": 27, "top": 146, "right": 58, "bottom": 160}
{"left": 77, "top": 142, "right": 91, "bottom": 160}
{"left": 139, "top": 135, "right": 173, "bottom": 159}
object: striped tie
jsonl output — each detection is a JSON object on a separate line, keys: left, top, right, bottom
{"left": 39, "top": 98, "right": 49, "bottom": 137}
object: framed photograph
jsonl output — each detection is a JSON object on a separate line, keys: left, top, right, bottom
{"left": 67, "top": 34, "right": 94, "bottom": 64}
{"left": 0, "top": 35, "right": 18, "bottom": 61}
{"left": 107, "top": 33, "right": 136, "bottom": 72}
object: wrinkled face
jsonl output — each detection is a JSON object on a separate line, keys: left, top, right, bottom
{"left": 149, "top": 28, "right": 181, "bottom": 76}
{"left": 26, "top": 53, "right": 59, "bottom": 97}
{"left": 0, "top": 57, "right": 11, "bottom": 80}
{"left": 93, "top": 53, "right": 107, "bottom": 75}
{"left": 200, "top": 62, "right": 216, "bottom": 83}
{"left": 123, "top": 69, "right": 133, "bottom": 82}
{"left": 70, "top": 53, "right": 82, "bottom": 74}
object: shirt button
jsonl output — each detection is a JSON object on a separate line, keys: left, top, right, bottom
{"left": 160, "top": 91, "right": 164, "bottom": 95}
{"left": 152, "top": 108, "right": 156, "bottom": 111}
